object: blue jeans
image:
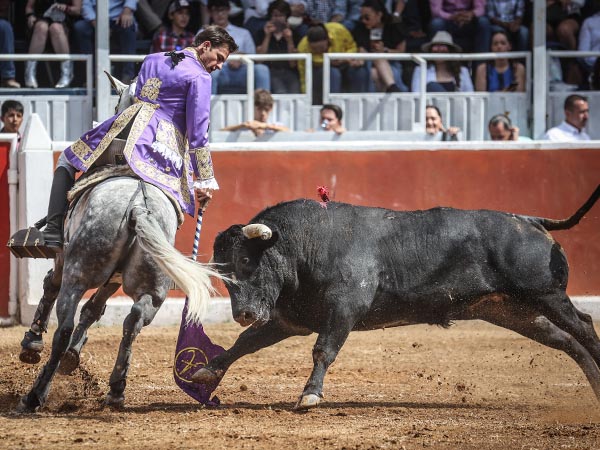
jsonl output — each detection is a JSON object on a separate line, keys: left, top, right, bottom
{"left": 430, "top": 16, "right": 491, "bottom": 54}
{"left": 211, "top": 62, "right": 271, "bottom": 94}
{"left": 0, "top": 19, "right": 16, "bottom": 80}
{"left": 312, "top": 64, "right": 370, "bottom": 104}
{"left": 73, "top": 18, "right": 137, "bottom": 80}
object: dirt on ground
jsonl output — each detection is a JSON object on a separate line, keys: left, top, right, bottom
{"left": 0, "top": 320, "right": 599, "bottom": 449}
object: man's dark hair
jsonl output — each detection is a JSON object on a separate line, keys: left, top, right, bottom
{"left": 321, "top": 104, "right": 343, "bottom": 121}
{"left": 194, "top": 25, "right": 238, "bottom": 53}
{"left": 564, "top": 94, "right": 588, "bottom": 111}
{"left": 1, "top": 100, "right": 24, "bottom": 116}
{"left": 488, "top": 113, "right": 512, "bottom": 130}
{"left": 207, "top": 0, "right": 230, "bottom": 10}
{"left": 306, "top": 23, "right": 329, "bottom": 43}
{"left": 360, "top": 0, "right": 392, "bottom": 23}
{"left": 268, "top": 0, "right": 291, "bottom": 18}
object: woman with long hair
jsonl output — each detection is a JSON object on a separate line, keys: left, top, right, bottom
{"left": 475, "top": 30, "right": 525, "bottom": 92}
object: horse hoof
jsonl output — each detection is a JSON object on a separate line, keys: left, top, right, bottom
{"left": 19, "top": 348, "right": 41, "bottom": 365}
{"left": 104, "top": 393, "right": 125, "bottom": 409}
{"left": 191, "top": 367, "right": 218, "bottom": 384}
{"left": 15, "top": 396, "right": 38, "bottom": 414}
{"left": 294, "top": 393, "right": 323, "bottom": 411}
{"left": 58, "top": 349, "right": 80, "bottom": 375}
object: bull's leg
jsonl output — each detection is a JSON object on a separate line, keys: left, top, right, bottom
{"left": 20, "top": 269, "right": 62, "bottom": 364}
{"left": 464, "top": 296, "right": 600, "bottom": 401}
{"left": 17, "top": 286, "right": 86, "bottom": 413}
{"left": 58, "top": 282, "right": 121, "bottom": 375}
{"left": 105, "top": 294, "right": 160, "bottom": 408}
{"left": 191, "top": 321, "right": 295, "bottom": 386}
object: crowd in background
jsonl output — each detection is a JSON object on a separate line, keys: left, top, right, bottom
{"left": 1, "top": 0, "right": 600, "bottom": 96}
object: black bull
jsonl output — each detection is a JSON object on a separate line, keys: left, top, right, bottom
{"left": 193, "top": 186, "right": 600, "bottom": 409}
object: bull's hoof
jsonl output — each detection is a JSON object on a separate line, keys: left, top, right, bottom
{"left": 15, "top": 395, "right": 39, "bottom": 414}
{"left": 191, "top": 367, "right": 219, "bottom": 384}
{"left": 293, "top": 393, "right": 323, "bottom": 411}
{"left": 58, "top": 349, "right": 80, "bottom": 375}
{"left": 104, "top": 392, "right": 125, "bottom": 409}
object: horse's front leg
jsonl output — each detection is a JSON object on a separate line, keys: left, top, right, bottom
{"left": 20, "top": 266, "right": 63, "bottom": 364}
{"left": 59, "top": 282, "right": 121, "bottom": 375}
{"left": 17, "top": 285, "right": 86, "bottom": 413}
{"left": 105, "top": 294, "right": 161, "bottom": 408}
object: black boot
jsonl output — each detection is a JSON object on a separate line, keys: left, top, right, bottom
{"left": 43, "top": 166, "right": 75, "bottom": 249}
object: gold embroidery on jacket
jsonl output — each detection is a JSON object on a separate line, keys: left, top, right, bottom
{"left": 140, "top": 77, "right": 162, "bottom": 101}
{"left": 192, "top": 147, "right": 214, "bottom": 180}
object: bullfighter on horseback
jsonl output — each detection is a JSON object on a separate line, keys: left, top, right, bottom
{"left": 19, "top": 25, "right": 238, "bottom": 360}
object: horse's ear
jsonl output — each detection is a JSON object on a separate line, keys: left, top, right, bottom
{"left": 104, "top": 70, "right": 128, "bottom": 94}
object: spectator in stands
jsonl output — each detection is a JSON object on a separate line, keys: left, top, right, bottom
{"left": 255, "top": 0, "right": 300, "bottom": 94}
{"left": 402, "top": 0, "right": 431, "bottom": 52}
{"left": 0, "top": 0, "right": 20, "bottom": 88}
{"left": 298, "top": 22, "right": 370, "bottom": 104}
{"left": 206, "top": 0, "right": 271, "bottom": 94}
{"left": 424, "top": 104, "right": 461, "bottom": 140}
{"left": 474, "top": 30, "right": 525, "bottom": 92}
{"left": 486, "top": 0, "right": 528, "bottom": 51}
{"left": 0, "top": 100, "right": 24, "bottom": 148}
{"left": 577, "top": 8, "right": 600, "bottom": 88}
{"left": 542, "top": 94, "right": 590, "bottom": 141}
{"left": 242, "top": 0, "right": 271, "bottom": 41}
{"left": 590, "top": 58, "right": 600, "bottom": 90}
{"left": 428, "top": 0, "right": 491, "bottom": 54}
{"left": 546, "top": 0, "right": 584, "bottom": 51}
{"left": 411, "top": 31, "right": 474, "bottom": 92}
{"left": 333, "top": 0, "right": 362, "bottom": 32}
{"left": 305, "top": 0, "right": 337, "bottom": 24}
{"left": 136, "top": 0, "right": 171, "bottom": 37}
{"left": 221, "top": 89, "right": 290, "bottom": 135}
{"left": 74, "top": 0, "right": 137, "bottom": 84}
{"left": 487, "top": 112, "right": 531, "bottom": 140}
{"left": 24, "top": 0, "right": 82, "bottom": 88}
{"left": 288, "top": 1, "right": 309, "bottom": 37}
{"left": 318, "top": 103, "right": 346, "bottom": 134}
{"left": 151, "top": 0, "right": 195, "bottom": 52}
{"left": 352, "top": 0, "right": 409, "bottom": 92}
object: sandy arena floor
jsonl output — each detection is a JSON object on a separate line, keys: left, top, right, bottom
{"left": 1, "top": 320, "right": 599, "bottom": 449}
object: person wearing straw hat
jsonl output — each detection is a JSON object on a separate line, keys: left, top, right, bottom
{"left": 410, "top": 30, "right": 474, "bottom": 92}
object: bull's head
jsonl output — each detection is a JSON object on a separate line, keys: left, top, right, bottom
{"left": 104, "top": 70, "right": 137, "bottom": 114}
{"left": 213, "top": 223, "right": 282, "bottom": 327}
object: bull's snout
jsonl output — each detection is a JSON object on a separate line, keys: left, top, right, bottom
{"left": 234, "top": 310, "right": 258, "bottom": 327}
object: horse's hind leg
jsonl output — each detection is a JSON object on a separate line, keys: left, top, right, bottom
{"left": 17, "top": 286, "right": 86, "bottom": 412}
{"left": 105, "top": 294, "right": 161, "bottom": 408}
{"left": 20, "top": 268, "right": 62, "bottom": 364}
{"left": 59, "top": 282, "right": 121, "bottom": 375}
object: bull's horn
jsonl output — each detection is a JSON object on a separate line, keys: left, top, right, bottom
{"left": 242, "top": 224, "right": 272, "bottom": 240}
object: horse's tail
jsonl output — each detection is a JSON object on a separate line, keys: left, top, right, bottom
{"left": 131, "top": 207, "right": 220, "bottom": 325}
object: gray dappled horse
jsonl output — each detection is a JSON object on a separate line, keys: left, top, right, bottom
{"left": 17, "top": 74, "right": 218, "bottom": 412}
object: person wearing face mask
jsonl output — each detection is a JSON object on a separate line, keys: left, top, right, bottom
{"left": 475, "top": 30, "right": 525, "bottom": 92}
{"left": 411, "top": 30, "right": 474, "bottom": 92}
{"left": 35, "top": 26, "right": 238, "bottom": 250}
{"left": 424, "top": 104, "right": 461, "bottom": 141}
{"left": 542, "top": 94, "right": 590, "bottom": 141}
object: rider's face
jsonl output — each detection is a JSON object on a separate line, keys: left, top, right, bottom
{"left": 196, "top": 42, "right": 230, "bottom": 73}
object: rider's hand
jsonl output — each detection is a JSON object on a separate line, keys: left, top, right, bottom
{"left": 196, "top": 188, "right": 213, "bottom": 209}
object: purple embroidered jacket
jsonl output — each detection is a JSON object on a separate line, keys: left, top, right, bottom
{"left": 64, "top": 48, "right": 218, "bottom": 217}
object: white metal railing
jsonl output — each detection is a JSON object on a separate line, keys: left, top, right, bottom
{"left": 324, "top": 51, "right": 532, "bottom": 132}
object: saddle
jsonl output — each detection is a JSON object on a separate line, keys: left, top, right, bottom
{"left": 7, "top": 163, "right": 185, "bottom": 259}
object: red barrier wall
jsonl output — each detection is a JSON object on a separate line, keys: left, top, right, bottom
{"left": 0, "top": 141, "right": 11, "bottom": 316}
{"left": 172, "top": 148, "right": 600, "bottom": 297}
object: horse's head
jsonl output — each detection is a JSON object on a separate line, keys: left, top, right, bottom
{"left": 104, "top": 71, "right": 137, "bottom": 114}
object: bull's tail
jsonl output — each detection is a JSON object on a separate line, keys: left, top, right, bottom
{"left": 132, "top": 207, "right": 221, "bottom": 325}
{"left": 538, "top": 184, "right": 600, "bottom": 231}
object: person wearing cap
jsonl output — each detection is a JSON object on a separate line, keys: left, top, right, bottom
{"left": 297, "top": 22, "right": 369, "bottom": 104}
{"left": 204, "top": 0, "right": 271, "bottom": 94}
{"left": 429, "top": 0, "right": 491, "bottom": 54}
{"left": 411, "top": 30, "right": 474, "bottom": 92}
{"left": 151, "top": 0, "right": 195, "bottom": 52}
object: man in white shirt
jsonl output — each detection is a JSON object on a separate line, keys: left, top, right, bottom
{"left": 542, "top": 94, "right": 590, "bottom": 141}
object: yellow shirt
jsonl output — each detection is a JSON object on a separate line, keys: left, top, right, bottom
{"left": 297, "top": 22, "right": 358, "bottom": 93}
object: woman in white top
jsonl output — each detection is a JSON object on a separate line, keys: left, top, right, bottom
{"left": 411, "top": 30, "right": 474, "bottom": 93}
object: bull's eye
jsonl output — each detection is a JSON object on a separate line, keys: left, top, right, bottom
{"left": 241, "top": 257, "right": 250, "bottom": 265}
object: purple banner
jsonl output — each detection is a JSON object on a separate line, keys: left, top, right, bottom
{"left": 173, "top": 300, "right": 224, "bottom": 406}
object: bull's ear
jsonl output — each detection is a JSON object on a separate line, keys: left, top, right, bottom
{"left": 104, "top": 70, "right": 127, "bottom": 94}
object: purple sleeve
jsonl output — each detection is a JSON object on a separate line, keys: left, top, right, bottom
{"left": 429, "top": 0, "right": 452, "bottom": 20}
{"left": 473, "top": 0, "right": 485, "bottom": 17}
